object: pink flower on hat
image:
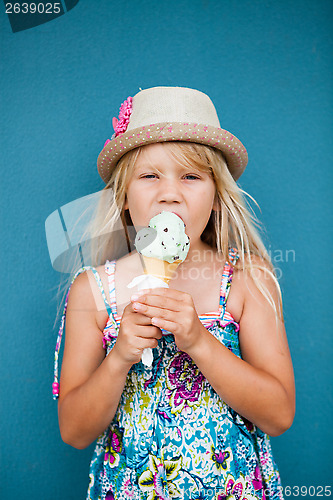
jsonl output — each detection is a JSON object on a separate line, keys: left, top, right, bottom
{"left": 112, "top": 96, "right": 133, "bottom": 137}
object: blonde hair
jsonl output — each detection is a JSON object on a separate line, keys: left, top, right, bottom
{"left": 55, "top": 142, "right": 283, "bottom": 324}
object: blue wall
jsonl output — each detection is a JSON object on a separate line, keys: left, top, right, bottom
{"left": 1, "top": 0, "right": 332, "bottom": 498}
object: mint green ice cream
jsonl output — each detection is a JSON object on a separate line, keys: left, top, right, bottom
{"left": 135, "top": 211, "right": 190, "bottom": 263}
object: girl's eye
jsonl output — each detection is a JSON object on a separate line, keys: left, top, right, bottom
{"left": 184, "top": 174, "right": 200, "bottom": 180}
{"left": 139, "top": 173, "right": 200, "bottom": 180}
{"left": 140, "top": 174, "right": 158, "bottom": 179}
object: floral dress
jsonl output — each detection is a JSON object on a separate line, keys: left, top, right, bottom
{"left": 53, "top": 248, "right": 284, "bottom": 500}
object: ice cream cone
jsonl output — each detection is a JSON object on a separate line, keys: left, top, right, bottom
{"left": 142, "top": 256, "right": 182, "bottom": 284}
{"left": 132, "top": 212, "right": 190, "bottom": 368}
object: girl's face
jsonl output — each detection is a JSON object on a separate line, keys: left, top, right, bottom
{"left": 124, "top": 143, "right": 217, "bottom": 251}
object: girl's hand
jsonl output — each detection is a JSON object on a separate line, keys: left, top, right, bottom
{"left": 113, "top": 302, "right": 163, "bottom": 366}
{"left": 130, "top": 288, "right": 205, "bottom": 354}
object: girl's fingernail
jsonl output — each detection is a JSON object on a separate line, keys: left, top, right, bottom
{"left": 133, "top": 302, "right": 143, "bottom": 311}
{"left": 131, "top": 294, "right": 139, "bottom": 302}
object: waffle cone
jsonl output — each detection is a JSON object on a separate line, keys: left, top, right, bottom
{"left": 142, "top": 256, "right": 182, "bottom": 284}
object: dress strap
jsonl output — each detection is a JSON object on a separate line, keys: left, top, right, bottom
{"left": 104, "top": 260, "right": 120, "bottom": 334}
{"left": 219, "top": 247, "right": 239, "bottom": 316}
{"left": 104, "top": 260, "right": 118, "bottom": 317}
{"left": 52, "top": 266, "right": 110, "bottom": 400}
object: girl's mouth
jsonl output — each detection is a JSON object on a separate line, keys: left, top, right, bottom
{"left": 171, "top": 212, "right": 185, "bottom": 225}
{"left": 150, "top": 211, "right": 186, "bottom": 227}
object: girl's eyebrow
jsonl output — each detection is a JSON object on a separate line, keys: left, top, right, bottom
{"left": 135, "top": 161, "right": 201, "bottom": 173}
{"left": 134, "top": 163, "right": 163, "bottom": 173}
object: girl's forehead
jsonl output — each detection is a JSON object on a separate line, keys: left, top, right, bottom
{"left": 135, "top": 142, "right": 174, "bottom": 161}
{"left": 133, "top": 142, "right": 211, "bottom": 173}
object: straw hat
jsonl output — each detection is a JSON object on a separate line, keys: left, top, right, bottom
{"left": 97, "top": 86, "right": 248, "bottom": 183}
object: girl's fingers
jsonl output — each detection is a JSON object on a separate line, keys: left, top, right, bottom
{"left": 122, "top": 306, "right": 162, "bottom": 337}
{"left": 128, "top": 303, "right": 157, "bottom": 324}
{"left": 132, "top": 301, "right": 179, "bottom": 322}
{"left": 151, "top": 317, "right": 178, "bottom": 334}
{"left": 131, "top": 310, "right": 154, "bottom": 325}
{"left": 130, "top": 314, "right": 163, "bottom": 338}
{"left": 139, "top": 326, "right": 163, "bottom": 340}
{"left": 135, "top": 336, "right": 160, "bottom": 350}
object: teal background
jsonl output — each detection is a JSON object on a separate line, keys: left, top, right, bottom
{"left": 1, "top": 0, "right": 332, "bottom": 498}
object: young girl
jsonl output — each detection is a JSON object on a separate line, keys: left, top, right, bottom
{"left": 53, "top": 86, "right": 295, "bottom": 500}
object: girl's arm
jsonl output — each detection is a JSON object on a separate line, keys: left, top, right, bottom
{"left": 58, "top": 271, "right": 161, "bottom": 449}
{"left": 131, "top": 261, "right": 295, "bottom": 436}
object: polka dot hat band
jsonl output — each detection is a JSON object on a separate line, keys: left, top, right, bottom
{"left": 97, "top": 86, "right": 248, "bottom": 183}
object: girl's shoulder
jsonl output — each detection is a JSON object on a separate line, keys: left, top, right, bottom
{"left": 233, "top": 254, "right": 278, "bottom": 291}
{"left": 67, "top": 265, "right": 111, "bottom": 333}
{"left": 231, "top": 254, "right": 282, "bottom": 322}
{"left": 225, "top": 253, "right": 278, "bottom": 321}
{"left": 92, "top": 253, "right": 144, "bottom": 319}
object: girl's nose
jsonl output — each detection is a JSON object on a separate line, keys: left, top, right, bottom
{"left": 157, "top": 179, "right": 183, "bottom": 204}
